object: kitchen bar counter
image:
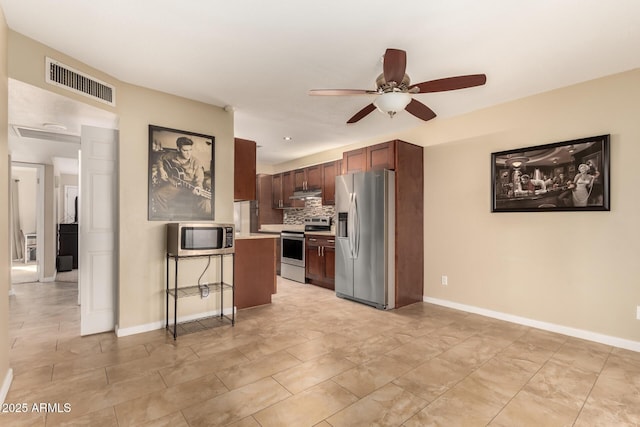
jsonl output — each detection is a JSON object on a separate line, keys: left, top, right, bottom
{"left": 235, "top": 233, "right": 280, "bottom": 240}
{"left": 259, "top": 224, "right": 304, "bottom": 233}
{"left": 259, "top": 224, "right": 335, "bottom": 236}
{"left": 234, "top": 236, "right": 277, "bottom": 309}
{"left": 304, "top": 231, "right": 335, "bottom": 237}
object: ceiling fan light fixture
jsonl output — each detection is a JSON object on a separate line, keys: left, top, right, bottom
{"left": 373, "top": 92, "right": 411, "bottom": 118}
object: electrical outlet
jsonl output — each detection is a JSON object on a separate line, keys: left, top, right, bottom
{"left": 441, "top": 275, "right": 448, "bottom": 286}
{"left": 637, "top": 306, "right": 640, "bottom": 320}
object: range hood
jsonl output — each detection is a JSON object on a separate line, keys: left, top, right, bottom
{"left": 289, "top": 189, "right": 322, "bottom": 200}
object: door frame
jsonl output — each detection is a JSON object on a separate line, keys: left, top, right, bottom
{"left": 10, "top": 162, "right": 45, "bottom": 283}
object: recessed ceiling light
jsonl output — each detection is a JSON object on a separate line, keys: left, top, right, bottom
{"left": 283, "top": 136, "right": 293, "bottom": 141}
{"left": 43, "top": 122, "right": 67, "bottom": 131}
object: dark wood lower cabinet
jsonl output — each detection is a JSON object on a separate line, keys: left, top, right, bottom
{"left": 234, "top": 237, "right": 277, "bottom": 309}
{"left": 305, "top": 235, "right": 335, "bottom": 290}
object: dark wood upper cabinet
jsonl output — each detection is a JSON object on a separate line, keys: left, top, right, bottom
{"left": 342, "top": 141, "right": 396, "bottom": 174}
{"left": 294, "top": 165, "right": 322, "bottom": 191}
{"left": 321, "top": 160, "right": 340, "bottom": 205}
{"left": 282, "top": 170, "right": 303, "bottom": 208}
{"left": 272, "top": 170, "right": 302, "bottom": 208}
{"left": 257, "top": 174, "right": 283, "bottom": 226}
{"left": 272, "top": 173, "right": 283, "bottom": 208}
{"left": 342, "top": 147, "right": 367, "bottom": 174}
{"left": 367, "top": 140, "right": 396, "bottom": 171}
{"left": 234, "top": 138, "right": 256, "bottom": 201}
{"left": 305, "top": 165, "right": 322, "bottom": 190}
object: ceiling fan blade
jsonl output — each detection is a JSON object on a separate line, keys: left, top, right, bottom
{"left": 347, "top": 103, "right": 377, "bottom": 124}
{"left": 383, "top": 48, "right": 407, "bottom": 84}
{"left": 309, "top": 89, "right": 376, "bottom": 96}
{"left": 410, "top": 74, "right": 487, "bottom": 93}
{"left": 405, "top": 99, "right": 437, "bottom": 122}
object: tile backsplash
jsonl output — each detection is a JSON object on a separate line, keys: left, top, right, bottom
{"left": 284, "top": 198, "right": 335, "bottom": 224}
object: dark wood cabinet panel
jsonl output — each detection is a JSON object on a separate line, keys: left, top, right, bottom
{"left": 323, "top": 245, "right": 335, "bottom": 288}
{"left": 306, "top": 165, "right": 322, "bottom": 190}
{"left": 367, "top": 140, "right": 396, "bottom": 171}
{"left": 272, "top": 173, "right": 283, "bottom": 208}
{"left": 294, "top": 165, "right": 322, "bottom": 191}
{"left": 305, "top": 235, "right": 335, "bottom": 290}
{"left": 234, "top": 138, "right": 256, "bottom": 201}
{"left": 282, "top": 171, "right": 303, "bottom": 208}
{"left": 272, "top": 159, "right": 341, "bottom": 208}
{"left": 321, "top": 160, "right": 339, "bottom": 206}
{"left": 394, "top": 140, "right": 424, "bottom": 308}
{"left": 294, "top": 169, "right": 306, "bottom": 191}
{"left": 257, "top": 174, "right": 283, "bottom": 226}
{"left": 305, "top": 238, "right": 323, "bottom": 282}
{"left": 234, "top": 238, "right": 277, "bottom": 309}
{"left": 342, "top": 147, "right": 367, "bottom": 174}
{"left": 342, "top": 141, "right": 396, "bottom": 174}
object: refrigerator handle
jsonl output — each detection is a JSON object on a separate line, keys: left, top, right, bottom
{"left": 348, "top": 193, "right": 355, "bottom": 259}
{"left": 352, "top": 192, "right": 359, "bottom": 259}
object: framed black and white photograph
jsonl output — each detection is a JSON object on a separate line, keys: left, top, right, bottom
{"left": 148, "top": 125, "right": 215, "bottom": 221}
{"left": 491, "top": 134, "right": 610, "bottom": 212}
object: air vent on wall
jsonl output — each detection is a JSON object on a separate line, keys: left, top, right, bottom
{"left": 12, "top": 125, "right": 80, "bottom": 144}
{"left": 45, "top": 57, "right": 116, "bottom": 106}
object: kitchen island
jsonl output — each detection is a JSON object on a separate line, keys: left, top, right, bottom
{"left": 234, "top": 234, "right": 279, "bottom": 309}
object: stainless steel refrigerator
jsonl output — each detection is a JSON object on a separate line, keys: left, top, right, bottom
{"left": 335, "top": 169, "right": 395, "bottom": 309}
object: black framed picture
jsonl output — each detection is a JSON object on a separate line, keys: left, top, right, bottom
{"left": 148, "top": 125, "right": 215, "bottom": 221}
{"left": 491, "top": 134, "right": 610, "bottom": 212}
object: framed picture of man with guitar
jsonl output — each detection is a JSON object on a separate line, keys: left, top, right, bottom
{"left": 148, "top": 125, "right": 215, "bottom": 221}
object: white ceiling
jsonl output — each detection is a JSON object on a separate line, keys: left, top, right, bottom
{"left": 1, "top": 0, "right": 640, "bottom": 166}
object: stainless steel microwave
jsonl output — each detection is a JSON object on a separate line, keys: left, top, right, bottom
{"left": 166, "top": 223, "right": 235, "bottom": 256}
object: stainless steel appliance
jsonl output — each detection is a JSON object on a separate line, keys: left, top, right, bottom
{"left": 281, "top": 230, "right": 306, "bottom": 283}
{"left": 166, "top": 223, "right": 235, "bottom": 256}
{"left": 335, "top": 170, "right": 395, "bottom": 309}
{"left": 281, "top": 217, "right": 332, "bottom": 283}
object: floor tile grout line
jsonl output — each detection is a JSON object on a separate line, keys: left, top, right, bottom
{"left": 486, "top": 333, "right": 570, "bottom": 425}
{"left": 570, "top": 346, "right": 614, "bottom": 426}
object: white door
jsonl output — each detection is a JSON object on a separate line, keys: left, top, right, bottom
{"left": 80, "top": 125, "right": 118, "bottom": 336}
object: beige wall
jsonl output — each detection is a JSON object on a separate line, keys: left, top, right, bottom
{"left": 2, "top": 12, "right": 638, "bottom": 360}
{"left": 117, "top": 82, "right": 233, "bottom": 330}
{"left": 10, "top": 167, "right": 37, "bottom": 236}
{"left": 272, "top": 69, "right": 640, "bottom": 346}
{"left": 0, "top": 5, "right": 10, "bottom": 402}
{"left": 43, "top": 165, "right": 55, "bottom": 278}
{"left": 397, "top": 69, "right": 640, "bottom": 343}
{"left": 6, "top": 32, "right": 235, "bottom": 334}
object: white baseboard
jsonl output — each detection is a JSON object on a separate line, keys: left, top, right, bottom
{"left": 41, "top": 276, "right": 56, "bottom": 283}
{"left": 424, "top": 296, "right": 640, "bottom": 353}
{"left": 115, "top": 306, "right": 236, "bottom": 338}
{"left": 1, "top": 368, "right": 13, "bottom": 405}
{"left": 115, "top": 320, "right": 164, "bottom": 338}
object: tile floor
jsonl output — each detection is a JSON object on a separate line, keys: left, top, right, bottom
{"left": 3, "top": 277, "right": 640, "bottom": 426}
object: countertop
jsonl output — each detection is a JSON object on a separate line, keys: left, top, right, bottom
{"left": 259, "top": 224, "right": 335, "bottom": 236}
{"left": 304, "top": 231, "right": 335, "bottom": 237}
{"left": 259, "top": 224, "right": 304, "bottom": 233}
{"left": 235, "top": 233, "right": 280, "bottom": 240}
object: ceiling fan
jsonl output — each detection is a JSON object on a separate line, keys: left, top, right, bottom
{"left": 309, "top": 48, "right": 486, "bottom": 124}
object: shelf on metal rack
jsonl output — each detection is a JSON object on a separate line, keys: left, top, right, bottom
{"left": 166, "top": 282, "right": 233, "bottom": 299}
{"left": 166, "top": 313, "right": 235, "bottom": 337}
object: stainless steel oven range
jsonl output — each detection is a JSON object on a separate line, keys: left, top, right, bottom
{"left": 281, "top": 230, "right": 305, "bottom": 283}
{"left": 281, "top": 217, "right": 331, "bottom": 283}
